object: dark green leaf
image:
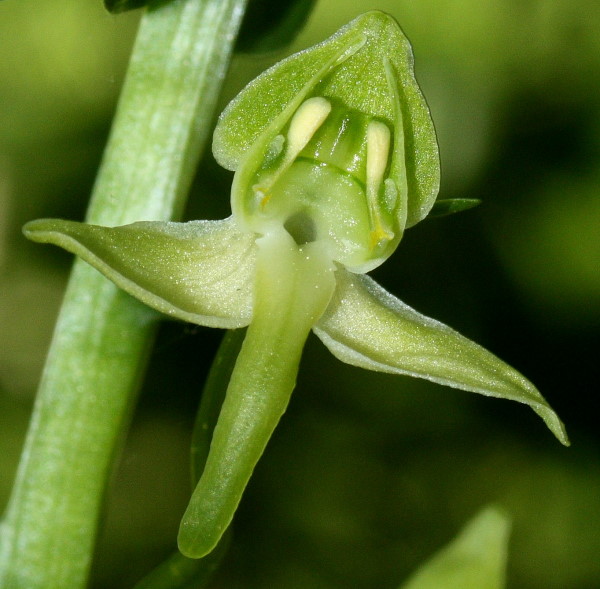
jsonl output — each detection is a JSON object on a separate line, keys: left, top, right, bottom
{"left": 236, "top": 0, "right": 317, "bottom": 53}
{"left": 104, "top": 0, "right": 185, "bottom": 15}
{"left": 429, "top": 198, "right": 481, "bottom": 218}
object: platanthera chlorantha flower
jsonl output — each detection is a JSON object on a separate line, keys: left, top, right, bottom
{"left": 24, "top": 11, "right": 568, "bottom": 559}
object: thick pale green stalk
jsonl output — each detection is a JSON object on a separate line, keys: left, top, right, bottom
{"left": 178, "top": 229, "right": 336, "bottom": 558}
{"left": 0, "top": 1, "right": 247, "bottom": 587}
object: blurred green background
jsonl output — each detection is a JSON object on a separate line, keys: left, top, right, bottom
{"left": 1, "top": 0, "right": 599, "bottom": 587}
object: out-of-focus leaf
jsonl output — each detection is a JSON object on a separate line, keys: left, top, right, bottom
{"left": 236, "top": 0, "right": 317, "bottom": 54}
{"left": 400, "top": 506, "right": 511, "bottom": 589}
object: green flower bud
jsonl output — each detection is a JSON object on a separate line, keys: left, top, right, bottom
{"left": 214, "top": 11, "right": 440, "bottom": 273}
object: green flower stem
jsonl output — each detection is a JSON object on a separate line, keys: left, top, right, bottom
{"left": 132, "top": 534, "right": 231, "bottom": 589}
{"left": 0, "top": 1, "right": 247, "bottom": 588}
{"left": 133, "top": 331, "right": 243, "bottom": 589}
{"left": 178, "top": 229, "right": 336, "bottom": 558}
{"left": 191, "top": 328, "right": 246, "bottom": 485}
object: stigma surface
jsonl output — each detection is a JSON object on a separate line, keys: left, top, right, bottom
{"left": 233, "top": 97, "right": 398, "bottom": 272}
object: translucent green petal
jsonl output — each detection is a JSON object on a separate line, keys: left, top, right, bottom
{"left": 314, "top": 270, "right": 569, "bottom": 445}
{"left": 400, "top": 506, "right": 510, "bottom": 589}
{"left": 213, "top": 11, "right": 439, "bottom": 229}
{"left": 23, "top": 217, "right": 255, "bottom": 328}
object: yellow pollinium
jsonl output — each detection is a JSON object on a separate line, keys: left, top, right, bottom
{"left": 252, "top": 97, "right": 332, "bottom": 206}
{"left": 366, "top": 120, "right": 395, "bottom": 249}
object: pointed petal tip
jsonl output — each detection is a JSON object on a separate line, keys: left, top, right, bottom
{"left": 537, "top": 405, "right": 570, "bottom": 446}
{"left": 22, "top": 218, "right": 64, "bottom": 240}
{"left": 23, "top": 218, "right": 87, "bottom": 247}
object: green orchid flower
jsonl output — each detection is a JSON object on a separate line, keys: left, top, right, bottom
{"left": 23, "top": 11, "right": 568, "bottom": 561}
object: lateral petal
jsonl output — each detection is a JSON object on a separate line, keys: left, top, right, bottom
{"left": 23, "top": 217, "right": 256, "bottom": 328}
{"left": 315, "top": 269, "right": 568, "bottom": 445}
